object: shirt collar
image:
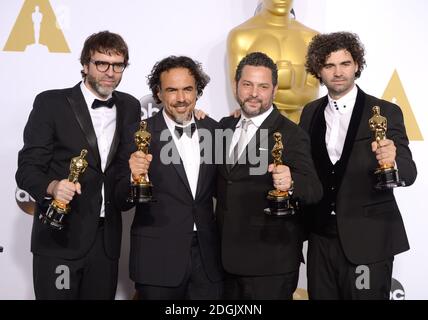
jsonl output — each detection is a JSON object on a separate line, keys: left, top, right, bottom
{"left": 162, "top": 108, "right": 195, "bottom": 130}
{"left": 80, "top": 81, "right": 113, "bottom": 109}
{"left": 236, "top": 105, "right": 274, "bottom": 128}
{"left": 327, "top": 85, "right": 358, "bottom": 115}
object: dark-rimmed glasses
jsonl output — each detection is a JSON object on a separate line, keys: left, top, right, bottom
{"left": 90, "top": 60, "right": 127, "bottom": 73}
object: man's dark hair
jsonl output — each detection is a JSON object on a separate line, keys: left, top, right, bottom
{"left": 147, "top": 56, "right": 210, "bottom": 104}
{"left": 305, "top": 31, "right": 366, "bottom": 82}
{"left": 235, "top": 52, "right": 278, "bottom": 87}
{"left": 80, "top": 30, "right": 129, "bottom": 78}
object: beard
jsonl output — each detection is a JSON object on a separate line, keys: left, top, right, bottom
{"left": 237, "top": 96, "right": 272, "bottom": 117}
{"left": 167, "top": 101, "right": 193, "bottom": 125}
{"left": 323, "top": 76, "right": 356, "bottom": 99}
{"left": 86, "top": 74, "right": 120, "bottom": 98}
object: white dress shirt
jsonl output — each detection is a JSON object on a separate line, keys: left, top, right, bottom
{"left": 325, "top": 85, "right": 358, "bottom": 164}
{"left": 163, "top": 110, "right": 200, "bottom": 231}
{"left": 80, "top": 82, "right": 116, "bottom": 218}
{"left": 229, "top": 105, "right": 274, "bottom": 158}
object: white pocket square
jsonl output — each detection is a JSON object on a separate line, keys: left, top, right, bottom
{"left": 259, "top": 147, "right": 268, "bottom": 151}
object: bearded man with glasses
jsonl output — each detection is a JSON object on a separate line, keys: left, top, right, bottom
{"left": 16, "top": 31, "right": 141, "bottom": 300}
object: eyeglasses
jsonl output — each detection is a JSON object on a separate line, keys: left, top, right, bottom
{"left": 90, "top": 60, "right": 127, "bottom": 73}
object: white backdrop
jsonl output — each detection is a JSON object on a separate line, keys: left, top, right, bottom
{"left": 0, "top": 0, "right": 426, "bottom": 300}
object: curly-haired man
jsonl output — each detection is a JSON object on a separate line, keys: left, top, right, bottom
{"left": 300, "top": 32, "right": 417, "bottom": 300}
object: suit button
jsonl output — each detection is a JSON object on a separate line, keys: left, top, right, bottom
{"left": 331, "top": 186, "right": 335, "bottom": 191}
{"left": 227, "top": 180, "right": 233, "bottom": 185}
{"left": 331, "top": 202, "right": 336, "bottom": 207}
{"left": 331, "top": 170, "right": 335, "bottom": 174}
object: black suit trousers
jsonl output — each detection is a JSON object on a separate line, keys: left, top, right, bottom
{"left": 224, "top": 271, "right": 299, "bottom": 300}
{"left": 33, "top": 224, "right": 118, "bottom": 300}
{"left": 135, "top": 233, "right": 223, "bottom": 300}
{"left": 307, "top": 233, "right": 393, "bottom": 300}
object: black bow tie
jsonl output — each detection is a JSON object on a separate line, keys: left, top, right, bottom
{"left": 174, "top": 123, "right": 196, "bottom": 139}
{"left": 91, "top": 97, "right": 115, "bottom": 109}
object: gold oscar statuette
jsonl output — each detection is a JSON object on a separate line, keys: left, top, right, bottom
{"left": 369, "top": 106, "right": 405, "bottom": 190}
{"left": 265, "top": 132, "right": 295, "bottom": 217}
{"left": 41, "top": 149, "right": 88, "bottom": 230}
{"left": 128, "top": 120, "right": 154, "bottom": 203}
{"left": 227, "top": 0, "right": 319, "bottom": 123}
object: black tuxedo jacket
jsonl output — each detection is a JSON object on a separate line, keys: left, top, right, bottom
{"left": 16, "top": 82, "right": 141, "bottom": 260}
{"left": 115, "top": 111, "right": 224, "bottom": 287}
{"left": 299, "top": 87, "right": 417, "bottom": 265}
{"left": 216, "top": 106, "right": 323, "bottom": 276}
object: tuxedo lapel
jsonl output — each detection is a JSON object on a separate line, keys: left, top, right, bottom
{"left": 105, "top": 91, "right": 124, "bottom": 170}
{"left": 310, "top": 96, "right": 331, "bottom": 166}
{"left": 66, "top": 83, "right": 101, "bottom": 169}
{"left": 339, "top": 87, "right": 367, "bottom": 164}
{"left": 152, "top": 111, "right": 193, "bottom": 197}
{"left": 193, "top": 117, "right": 213, "bottom": 200}
{"left": 221, "top": 117, "right": 240, "bottom": 174}
{"left": 354, "top": 88, "right": 373, "bottom": 141}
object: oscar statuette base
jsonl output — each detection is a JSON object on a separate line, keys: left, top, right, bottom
{"left": 264, "top": 190, "right": 295, "bottom": 217}
{"left": 374, "top": 167, "right": 405, "bottom": 191}
{"left": 127, "top": 181, "right": 154, "bottom": 204}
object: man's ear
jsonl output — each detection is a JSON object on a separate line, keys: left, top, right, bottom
{"left": 273, "top": 84, "right": 278, "bottom": 98}
{"left": 156, "top": 87, "right": 162, "bottom": 102}
{"left": 83, "top": 64, "right": 89, "bottom": 77}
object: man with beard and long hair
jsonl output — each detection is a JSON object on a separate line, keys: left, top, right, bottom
{"left": 16, "top": 31, "right": 141, "bottom": 299}
{"left": 216, "top": 52, "right": 322, "bottom": 299}
{"left": 114, "top": 56, "right": 224, "bottom": 299}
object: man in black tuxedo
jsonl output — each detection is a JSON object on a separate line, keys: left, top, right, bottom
{"left": 300, "top": 32, "right": 417, "bottom": 299}
{"left": 216, "top": 52, "right": 323, "bottom": 300}
{"left": 15, "top": 31, "right": 141, "bottom": 299}
{"left": 114, "top": 56, "right": 223, "bottom": 299}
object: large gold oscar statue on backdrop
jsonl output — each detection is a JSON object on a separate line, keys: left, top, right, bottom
{"left": 227, "top": 0, "right": 319, "bottom": 123}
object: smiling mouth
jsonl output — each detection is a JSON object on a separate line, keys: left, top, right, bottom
{"left": 100, "top": 80, "right": 115, "bottom": 85}
{"left": 175, "top": 104, "right": 188, "bottom": 107}
{"left": 246, "top": 99, "right": 261, "bottom": 105}
{"left": 174, "top": 105, "right": 190, "bottom": 113}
